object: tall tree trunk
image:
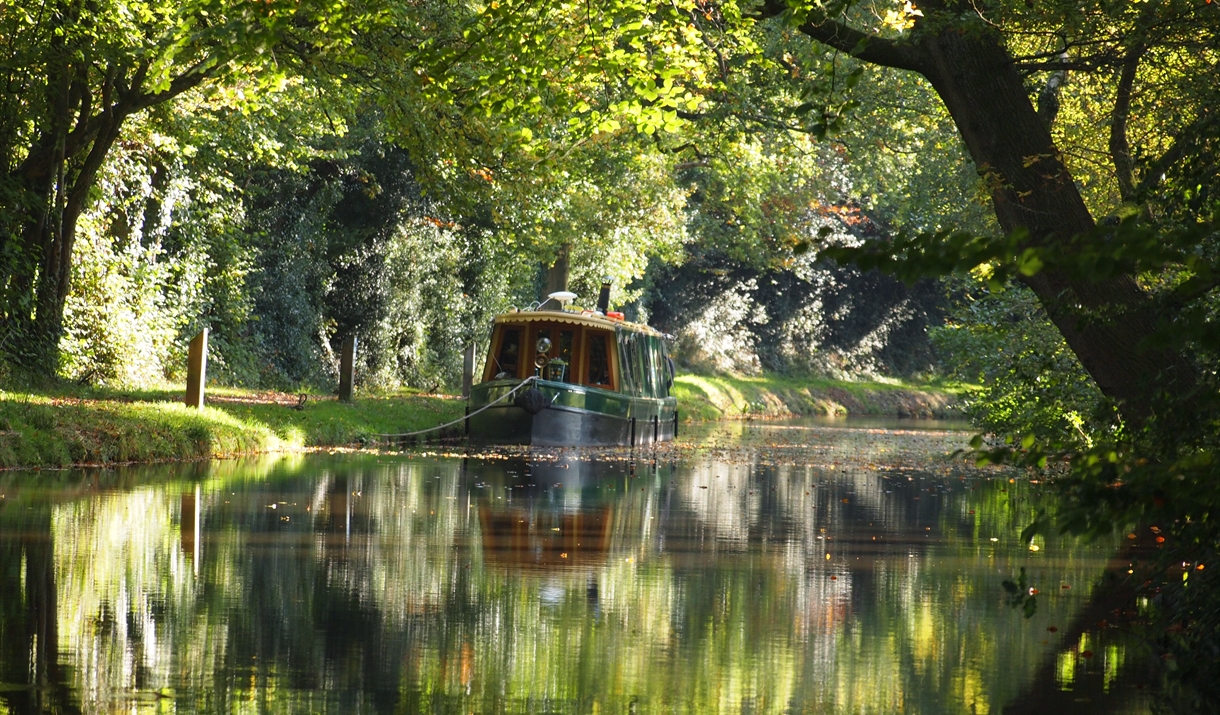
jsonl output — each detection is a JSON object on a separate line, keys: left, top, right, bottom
{"left": 543, "top": 243, "right": 571, "bottom": 298}
{"left": 917, "top": 28, "right": 1195, "bottom": 425}
{"left": 0, "top": 0, "right": 207, "bottom": 374}
{"left": 29, "top": 111, "right": 127, "bottom": 368}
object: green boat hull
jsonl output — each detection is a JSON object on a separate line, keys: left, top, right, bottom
{"left": 468, "top": 379, "right": 677, "bottom": 447}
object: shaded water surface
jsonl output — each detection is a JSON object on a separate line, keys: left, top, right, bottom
{"left": 0, "top": 421, "right": 1150, "bottom": 714}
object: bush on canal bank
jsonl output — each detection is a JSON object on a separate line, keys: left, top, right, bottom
{"left": 0, "top": 387, "right": 464, "bottom": 470}
{"left": 672, "top": 373, "right": 964, "bottom": 422}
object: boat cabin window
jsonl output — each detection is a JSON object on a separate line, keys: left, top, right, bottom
{"left": 585, "top": 330, "right": 613, "bottom": 389}
{"left": 532, "top": 325, "right": 578, "bottom": 383}
{"left": 492, "top": 327, "right": 522, "bottom": 378}
{"left": 484, "top": 321, "right": 648, "bottom": 392}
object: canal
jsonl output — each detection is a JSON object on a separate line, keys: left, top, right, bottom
{"left": 0, "top": 420, "right": 1150, "bottom": 714}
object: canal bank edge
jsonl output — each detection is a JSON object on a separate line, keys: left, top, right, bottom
{"left": 0, "top": 389, "right": 465, "bottom": 470}
{"left": 672, "top": 374, "right": 963, "bottom": 422}
{"left": 0, "top": 374, "right": 962, "bottom": 469}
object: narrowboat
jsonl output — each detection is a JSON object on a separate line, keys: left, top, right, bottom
{"left": 467, "top": 289, "right": 678, "bottom": 447}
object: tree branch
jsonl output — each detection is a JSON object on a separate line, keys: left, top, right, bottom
{"left": 1015, "top": 59, "right": 1119, "bottom": 73}
{"left": 760, "top": 0, "right": 927, "bottom": 74}
{"left": 1134, "top": 110, "right": 1220, "bottom": 200}
{"left": 801, "top": 21, "right": 926, "bottom": 73}
{"left": 1109, "top": 43, "right": 1143, "bottom": 202}
{"left": 15, "top": 57, "right": 217, "bottom": 182}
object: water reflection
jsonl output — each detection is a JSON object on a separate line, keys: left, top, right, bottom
{"left": 0, "top": 425, "right": 1150, "bottom": 714}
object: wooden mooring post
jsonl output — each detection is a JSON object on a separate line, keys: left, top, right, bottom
{"left": 462, "top": 342, "right": 476, "bottom": 398}
{"left": 185, "top": 329, "right": 208, "bottom": 409}
{"left": 180, "top": 484, "right": 201, "bottom": 575}
{"left": 339, "top": 335, "right": 357, "bottom": 403}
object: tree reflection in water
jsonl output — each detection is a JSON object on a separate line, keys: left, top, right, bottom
{"left": 0, "top": 426, "right": 1153, "bottom": 714}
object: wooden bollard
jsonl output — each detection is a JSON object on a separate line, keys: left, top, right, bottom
{"left": 462, "top": 342, "right": 476, "bottom": 398}
{"left": 339, "top": 334, "right": 357, "bottom": 403}
{"left": 185, "top": 329, "right": 208, "bottom": 409}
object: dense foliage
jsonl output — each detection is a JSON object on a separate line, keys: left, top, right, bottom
{"left": 2, "top": 0, "right": 1219, "bottom": 705}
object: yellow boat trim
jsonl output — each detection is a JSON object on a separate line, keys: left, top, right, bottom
{"left": 494, "top": 309, "right": 662, "bottom": 336}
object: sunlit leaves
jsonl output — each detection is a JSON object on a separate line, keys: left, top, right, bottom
{"left": 821, "top": 215, "right": 1219, "bottom": 294}
{"left": 405, "top": 0, "right": 727, "bottom": 153}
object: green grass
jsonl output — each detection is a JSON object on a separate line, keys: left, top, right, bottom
{"left": 673, "top": 373, "right": 965, "bottom": 422}
{"left": 0, "top": 386, "right": 464, "bottom": 470}
{"left": 0, "top": 373, "right": 963, "bottom": 469}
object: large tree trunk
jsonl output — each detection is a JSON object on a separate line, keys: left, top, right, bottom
{"left": 31, "top": 116, "right": 127, "bottom": 367}
{"left": 784, "top": 0, "right": 1201, "bottom": 426}
{"left": 2, "top": 118, "right": 126, "bottom": 373}
{"left": 916, "top": 28, "right": 1195, "bottom": 425}
{"left": 543, "top": 243, "right": 571, "bottom": 299}
{"left": 0, "top": 0, "right": 210, "bottom": 375}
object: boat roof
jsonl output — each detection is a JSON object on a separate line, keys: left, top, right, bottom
{"left": 493, "top": 309, "right": 664, "bottom": 337}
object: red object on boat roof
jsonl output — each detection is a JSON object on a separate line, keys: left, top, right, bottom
{"left": 606, "top": 311, "right": 625, "bottom": 320}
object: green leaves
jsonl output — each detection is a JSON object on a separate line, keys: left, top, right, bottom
{"left": 402, "top": 0, "right": 725, "bottom": 153}
{"left": 820, "top": 214, "right": 1218, "bottom": 292}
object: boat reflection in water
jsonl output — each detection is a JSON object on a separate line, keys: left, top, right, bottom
{"left": 471, "top": 454, "right": 666, "bottom": 573}
{"left": 0, "top": 438, "right": 1153, "bottom": 715}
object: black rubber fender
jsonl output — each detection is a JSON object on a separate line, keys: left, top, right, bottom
{"left": 514, "top": 387, "right": 551, "bottom": 415}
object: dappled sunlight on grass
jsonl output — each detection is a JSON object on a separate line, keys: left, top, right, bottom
{"left": 674, "top": 373, "right": 961, "bottom": 422}
{"left": 0, "top": 387, "right": 462, "bottom": 469}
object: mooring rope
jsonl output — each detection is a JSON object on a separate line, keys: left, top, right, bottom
{"left": 370, "top": 376, "right": 538, "bottom": 441}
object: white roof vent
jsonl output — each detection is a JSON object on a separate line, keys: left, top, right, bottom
{"left": 547, "top": 291, "right": 578, "bottom": 306}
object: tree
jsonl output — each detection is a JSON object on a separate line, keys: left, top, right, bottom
{"left": 744, "top": 0, "right": 1217, "bottom": 426}
{"left": 0, "top": 0, "right": 370, "bottom": 373}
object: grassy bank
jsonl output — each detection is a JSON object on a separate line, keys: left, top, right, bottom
{"left": 673, "top": 373, "right": 965, "bottom": 422}
{"left": 0, "top": 387, "right": 464, "bottom": 470}
{"left": 1, "top": 373, "right": 964, "bottom": 469}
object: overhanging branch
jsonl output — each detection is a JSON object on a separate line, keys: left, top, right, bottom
{"left": 760, "top": 0, "right": 927, "bottom": 74}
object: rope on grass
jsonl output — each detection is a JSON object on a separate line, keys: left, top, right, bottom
{"left": 370, "top": 377, "right": 538, "bottom": 441}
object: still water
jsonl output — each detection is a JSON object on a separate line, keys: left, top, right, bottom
{"left": 0, "top": 421, "right": 1149, "bottom": 714}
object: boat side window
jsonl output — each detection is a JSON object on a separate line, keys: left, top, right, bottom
{"left": 584, "top": 330, "right": 613, "bottom": 389}
{"left": 494, "top": 327, "right": 522, "bottom": 378}
{"left": 649, "top": 337, "right": 668, "bottom": 398}
{"left": 661, "top": 340, "right": 675, "bottom": 394}
{"left": 628, "top": 333, "right": 646, "bottom": 397}
{"left": 617, "top": 331, "right": 635, "bottom": 395}
{"left": 639, "top": 334, "right": 656, "bottom": 398}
